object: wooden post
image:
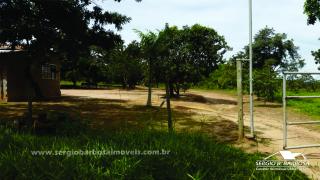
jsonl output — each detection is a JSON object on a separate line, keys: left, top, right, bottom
{"left": 146, "top": 59, "right": 152, "bottom": 107}
{"left": 165, "top": 82, "right": 173, "bottom": 133}
{"left": 0, "top": 68, "right": 3, "bottom": 100}
{"left": 237, "top": 60, "right": 244, "bottom": 140}
{"left": 28, "top": 95, "right": 33, "bottom": 124}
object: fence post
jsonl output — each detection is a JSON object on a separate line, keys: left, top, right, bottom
{"left": 237, "top": 60, "right": 244, "bottom": 140}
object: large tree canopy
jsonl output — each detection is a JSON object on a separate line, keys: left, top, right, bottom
{"left": 106, "top": 41, "right": 143, "bottom": 89}
{"left": 0, "top": 0, "right": 139, "bottom": 57}
{"left": 304, "top": 0, "right": 320, "bottom": 69}
{"left": 0, "top": 0, "right": 140, "bottom": 98}
{"left": 220, "top": 27, "right": 304, "bottom": 101}
{"left": 312, "top": 48, "right": 320, "bottom": 70}
{"left": 246, "top": 27, "right": 304, "bottom": 71}
{"left": 153, "top": 24, "right": 229, "bottom": 96}
{"left": 304, "top": 0, "right": 320, "bottom": 25}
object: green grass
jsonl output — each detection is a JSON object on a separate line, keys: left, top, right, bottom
{"left": 60, "top": 80, "right": 83, "bottom": 87}
{"left": 196, "top": 85, "right": 320, "bottom": 119}
{"left": 284, "top": 91, "right": 320, "bottom": 118}
{"left": 0, "top": 123, "right": 308, "bottom": 179}
{"left": 60, "top": 80, "right": 125, "bottom": 89}
{"left": 193, "top": 87, "right": 237, "bottom": 96}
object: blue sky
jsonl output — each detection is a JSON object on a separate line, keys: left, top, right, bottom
{"left": 98, "top": 0, "right": 320, "bottom": 71}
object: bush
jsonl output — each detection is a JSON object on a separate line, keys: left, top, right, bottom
{"left": 199, "top": 63, "right": 237, "bottom": 90}
{"left": 253, "top": 67, "right": 280, "bottom": 102}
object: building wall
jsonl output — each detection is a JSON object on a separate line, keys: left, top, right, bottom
{"left": 6, "top": 53, "right": 30, "bottom": 101}
{"left": 0, "top": 52, "right": 61, "bottom": 102}
{"left": 31, "top": 60, "right": 61, "bottom": 99}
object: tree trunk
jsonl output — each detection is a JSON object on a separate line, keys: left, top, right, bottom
{"left": 72, "top": 80, "right": 77, "bottom": 88}
{"left": 26, "top": 61, "right": 43, "bottom": 99}
{"left": 169, "top": 82, "right": 174, "bottom": 97}
{"left": 28, "top": 96, "right": 33, "bottom": 124}
{"left": 122, "top": 83, "right": 127, "bottom": 89}
{"left": 165, "top": 82, "right": 173, "bottom": 133}
{"left": 0, "top": 69, "right": 3, "bottom": 100}
{"left": 146, "top": 59, "right": 152, "bottom": 107}
{"left": 174, "top": 83, "right": 180, "bottom": 97}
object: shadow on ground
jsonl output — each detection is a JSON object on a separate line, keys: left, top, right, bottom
{"left": 172, "top": 93, "right": 237, "bottom": 105}
{"left": 256, "top": 104, "right": 282, "bottom": 108}
{"left": 0, "top": 94, "right": 245, "bottom": 143}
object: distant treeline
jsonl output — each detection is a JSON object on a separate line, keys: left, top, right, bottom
{"left": 62, "top": 25, "right": 320, "bottom": 102}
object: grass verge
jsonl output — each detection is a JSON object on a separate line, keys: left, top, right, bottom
{"left": 285, "top": 91, "right": 320, "bottom": 119}
{"left": 0, "top": 126, "right": 308, "bottom": 180}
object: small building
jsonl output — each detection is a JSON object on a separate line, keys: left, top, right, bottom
{"left": 0, "top": 50, "right": 61, "bottom": 102}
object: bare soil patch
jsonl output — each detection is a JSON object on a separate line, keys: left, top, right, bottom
{"left": 1, "top": 87, "right": 320, "bottom": 178}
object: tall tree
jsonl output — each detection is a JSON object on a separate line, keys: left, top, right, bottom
{"left": 312, "top": 48, "right": 320, "bottom": 70}
{"left": 304, "top": 0, "right": 320, "bottom": 69}
{"left": 248, "top": 27, "right": 305, "bottom": 71}
{"left": 304, "top": 0, "right": 320, "bottom": 25}
{"left": 136, "top": 31, "right": 159, "bottom": 107}
{"left": 106, "top": 41, "right": 143, "bottom": 89}
{"left": 157, "top": 24, "right": 229, "bottom": 97}
{"left": 0, "top": 0, "right": 140, "bottom": 95}
{"left": 225, "top": 27, "right": 304, "bottom": 101}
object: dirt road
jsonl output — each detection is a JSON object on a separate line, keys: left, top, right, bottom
{"left": 62, "top": 88, "right": 320, "bottom": 179}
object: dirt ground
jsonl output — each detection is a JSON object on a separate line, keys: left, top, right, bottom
{"left": 1, "top": 87, "right": 319, "bottom": 178}
{"left": 61, "top": 88, "right": 320, "bottom": 179}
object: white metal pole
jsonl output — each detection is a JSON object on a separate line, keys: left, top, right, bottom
{"left": 249, "top": 0, "right": 254, "bottom": 137}
{"left": 283, "top": 74, "right": 287, "bottom": 149}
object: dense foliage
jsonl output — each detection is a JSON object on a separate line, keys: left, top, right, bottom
{"left": 304, "top": 0, "right": 320, "bottom": 69}
{"left": 201, "top": 27, "right": 305, "bottom": 102}
{"left": 304, "top": 0, "right": 320, "bottom": 25}
{"left": 138, "top": 24, "right": 229, "bottom": 97}
{"left": 0, "top": 0, "right": 140, "bottom": 95}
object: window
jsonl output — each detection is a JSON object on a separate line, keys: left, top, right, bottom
{"left": 41, "top": 64, "right": 57, "bottom": 80}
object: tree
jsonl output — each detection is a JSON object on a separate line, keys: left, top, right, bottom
{"left": 0, "top": 0, "right": 140, "bottom": 94}
{"left": 304, "top": 0, "right": 320, "bottom": 69}
{"left": 253, "top": 60, "right": 280, "bottom": 102}
{"left": 201, "top": 62, "right": 237, "bottom": 89}
{"left": 135, "top": 31, "right": 159, "bottom": 106}
{"left": 304, "top": 0, "right": 320, "bottom": 25}
{"left": 156, "top": 24, "right": 229, "bottom": 97}
{"left": 122, "top": 41, "right": 143, "bottom": 88}
{"left": 106, "top": 41, "right": 143, "bottom": 89}
{"left": 312, "top": 48, "right": 320, "bottom": 70}
{"left": 61, "top": 59, "right": 83, "bottom": 87}
{"left": 248, "top": 27, "right": 305, "bottom": 71}
{"left": 156, "top": 24, "right": 178, "bottom": 132}
{"left": 135, "top": 24, "right": 229, "bottom": 131}
{"left": 229, "top": 27, "right": 304, "bottom": 101}
{"left": 137, "top": 24, "right": 229, "bottom": 98}
{"left": 0, "top": 0, "right": 140, "bottom": 122}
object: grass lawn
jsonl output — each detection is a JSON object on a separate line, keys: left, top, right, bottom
{"left": 60, "top": 80, "right": 127, "bottom": 89}
{"left": 195, "top": 86, "right": 320, "bottom": 120}
{"left": 0, "top": 88, "right": 310, "bottom": 179}
{"left": 284, "top": 91, "right": 320, "bottom": 119}
{"left": 0, "top": 126, "right": 308, "bottom": 179}
{"left": 60, "top": 80, "right": 83, "bottom": 87}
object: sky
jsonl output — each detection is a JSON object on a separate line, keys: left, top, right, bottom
{"left": 97, "top": 0, "right": 320, "bottom": 71}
